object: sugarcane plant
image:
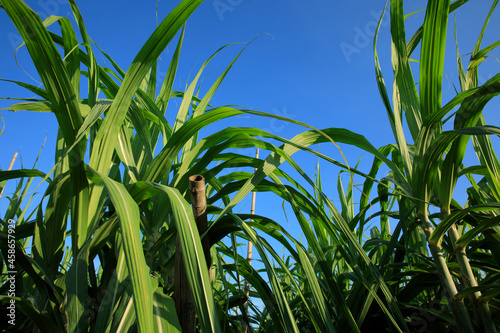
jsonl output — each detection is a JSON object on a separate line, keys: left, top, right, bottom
{"left": 220, "top": 0, "right": 500, "bottom": 331}
{"left": 1, "top": 0, "right": 500, "bottom": 332}
{"left": 0, "top": 0, "right": 312, "bottom": 331}
{"left": 370, "top": 0, "right": 500, "bottom": 331}
{"left": 0, "top": 0, "right": 383, "bottom": 331}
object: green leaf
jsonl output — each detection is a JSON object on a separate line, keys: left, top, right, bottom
{"left": 87, "top": 169, "right": 154, "bottom": 332}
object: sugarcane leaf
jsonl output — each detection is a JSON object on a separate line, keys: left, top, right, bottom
{"left": 429, "top": 203, "right": 500, "bottom": 247}
{"left": 153, "top": 286, "right": 182, "bottom": 332}
{"left": 87, "top": 169, "right": 154, "bottom": 332}
{"left": 139, "top": 181, "right": 221, "bottom": 332}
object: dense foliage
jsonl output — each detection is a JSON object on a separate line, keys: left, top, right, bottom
{"left": 1, "top": 0, "right": 499, "bottom": 332}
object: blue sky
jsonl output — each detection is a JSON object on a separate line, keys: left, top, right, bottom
{"left": 1, "top": 0, "right": 499, "bottom": 239}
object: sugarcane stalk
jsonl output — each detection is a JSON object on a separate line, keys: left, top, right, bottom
{"left": 175, "top": 175, "right": 210, "bottom": 333}
{"left": 189, "top": 175, "right": 211, "bottom": 274}
{"left": 419, "top": 212, "right": 474, "bottom": 333}
{"left": 175, "top": 236, "right": 196, "bottom": 333}
{"left": 243, "top": 149, "right": 259, "bottom": 333}
{"left": 443, "top": 208, "right": 497, "bottom": 333}
{"left": 0, "top": 152, "right": 18, "bottom": 199}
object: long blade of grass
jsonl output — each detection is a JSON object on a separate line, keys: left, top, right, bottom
{"left": 139, "top": 182, "right": 221, "bottom": 332}
{"left": 87, "top": 0, "right": 204, "bottom": 232}
{"left": 88, "top": 169, "right": 154, "bottom": 332}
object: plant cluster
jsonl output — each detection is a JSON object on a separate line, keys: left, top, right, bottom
{"left": 1, "top": 0, "right": 499, "bottom": 332}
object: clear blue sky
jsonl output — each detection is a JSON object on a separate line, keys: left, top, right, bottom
{"left": 1, "top": 1, "right": 499, "bottom": 236}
